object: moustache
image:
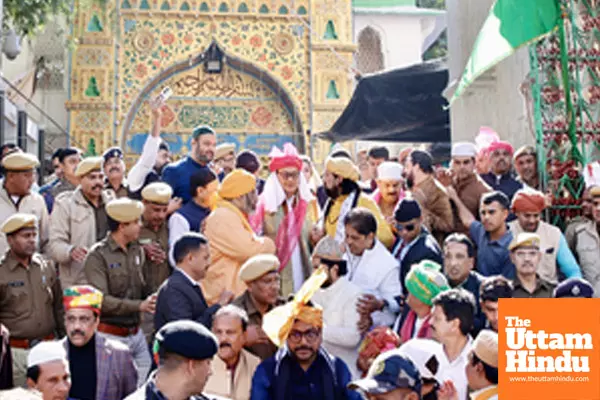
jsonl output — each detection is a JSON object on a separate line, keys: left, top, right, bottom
{"left": 70, "top": 330, "right": 85, "bottom": 337}
{"left": 92, "top": 184, "right": 103, "bottom": 190}
{"left": 294, "top": 346, "right": 313, "bottom": 352}
{"left": 219, "top": 343, "right": 232, "bottom": 349}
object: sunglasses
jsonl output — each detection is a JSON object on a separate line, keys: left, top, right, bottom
{"left": 395, "top": 223, "right": 416, "bottom": 232}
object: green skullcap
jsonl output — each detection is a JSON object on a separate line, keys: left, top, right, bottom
{"left": 405, "top": 260, "right": 450, "bottom": 306}
{"left": 192, "top": 125, "right": 216, "bottom": 139}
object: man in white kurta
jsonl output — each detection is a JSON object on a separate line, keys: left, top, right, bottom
{"left": 311, "top": 237, "right": 362, "bottom": 378}
{"left": 431, "top": 288, "right": 476, "bottom": 400}
{"left": 342, "top": 208, "right": 402, "bottom": 330}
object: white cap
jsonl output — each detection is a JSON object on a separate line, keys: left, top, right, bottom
{"left": 377, "top": 161, "right": 403, "bottom": 181}
{"left": 27, "top": 341, "right": 67, "bottom": 368}
{"left": 398, "top": 339, "right": 447, "bottom": 382}
{"left": 451, "top": 142, "right": 478, "bottom": 158}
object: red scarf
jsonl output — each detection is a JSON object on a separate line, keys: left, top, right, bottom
{"left": 399, "top": 310, "right": 433, "bottom": 343}
{"left": 251, "top": 197, "right": 308, "bottom": 271}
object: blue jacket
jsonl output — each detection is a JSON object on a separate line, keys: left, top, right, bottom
{"left": 154, "top": 269, "right": 220, "bottom": 332}
{"left": 162, "top": 157, "right": 210, "bottom": 203}
{"left": 251, "top": 347, "right": 360, "bottom": 400}
{"left": 480, "top": 172, "right": 523, "bottom": 201}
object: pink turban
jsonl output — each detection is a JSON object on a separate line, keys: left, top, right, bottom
{"left": 488, "top": 140, "right": 514, "bottom": 155}
{"left": 268, "top": 143, "right": 303, "bottom": 172}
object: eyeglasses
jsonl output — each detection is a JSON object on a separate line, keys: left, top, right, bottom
{"left": 288, "top": 328, "right": 320, "bottom": 343}
{"left": 278, "top": 171, "right": 300, "bottom": 181}
{"left": 65, "top": 315, "right": 95, "bottom": 325}
{"left": 395, "top": 223, "right": 416, "bottom": 232}
{"left": 513, "top": 250, "right": 539, "bottom": 258}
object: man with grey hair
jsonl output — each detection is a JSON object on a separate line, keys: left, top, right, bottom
{"left": 311, "top": 236, "right": 363, "bottom": 378}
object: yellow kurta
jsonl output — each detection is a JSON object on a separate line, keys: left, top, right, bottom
{"left": 325, "top": 193, "right": 395, "bottom": 249}
{"left": 202, "top": 202, "right": 276, "bottom": 305}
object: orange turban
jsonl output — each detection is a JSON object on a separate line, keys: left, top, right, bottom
{"left": 511, "top": 188, "right": 546, "bottom": 213}
{"left": 262, "top": 267, "right": 327, "bottom": 347}
{"left": 218, "top": 168, "right": 257, "bottom": 200}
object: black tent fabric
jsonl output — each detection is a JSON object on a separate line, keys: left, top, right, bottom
{"left": 317, "top": 59, "right": 450, "bottom": 144}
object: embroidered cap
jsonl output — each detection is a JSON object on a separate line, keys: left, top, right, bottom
{"left": 27, "top": 341, "right": 67, "bottom": 368}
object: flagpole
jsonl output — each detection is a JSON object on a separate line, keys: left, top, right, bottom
{"left": 557, "top": 2, "right": 577, "bottom": 157}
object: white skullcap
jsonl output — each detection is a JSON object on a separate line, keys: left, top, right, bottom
{"left": 398, "top": 338, "right": 447, "bottom": 382}
{"left": 27, "top": 341, "right": 67, "bottom": 368}
{"left": 377, "top": 161, "right": 403, "bottom": 181}
{"left": 451, "top": 142, "right": 478, "bottom": 158}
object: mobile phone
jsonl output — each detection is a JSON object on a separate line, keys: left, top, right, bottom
{"left": 156, "top": 87, "right": 173, "bottom": 104}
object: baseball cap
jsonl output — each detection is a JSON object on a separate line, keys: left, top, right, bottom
{"left": 349, "top": 349, "right": 422, "bottom": 395}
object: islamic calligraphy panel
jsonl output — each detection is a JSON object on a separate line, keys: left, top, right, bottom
{"left": 118, "top": 16, "right": 310, "bottom": 127}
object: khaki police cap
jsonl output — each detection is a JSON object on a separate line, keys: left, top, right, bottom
{"left": 141, "top": 182, "right": 173, "bottom": 205}
{"left": 590, "top": 186, "right": 600, "bottom": 198}
{"left": 215, "top": 143, "right": 236, "bottom": 161}
{"left": 75, "top": 157, "right": 103, "bottom": 177}
{"left": 106, "top": 198, "right": 144, "bottom": 223}
{"left": 238, "top": 254, "right": 280, "bottom": 282}
{"left": 1, "top": 152, "right": 39, "bottom": 171}
{"left": 508, "top": 232, "right": 541, "bottom": 251}
{"left": 1, "top": 213, "right": 37, "bottom": 234}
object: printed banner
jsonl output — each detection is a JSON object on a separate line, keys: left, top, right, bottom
{"left": 499, "top": 298, "right": 600, "bottom": 399}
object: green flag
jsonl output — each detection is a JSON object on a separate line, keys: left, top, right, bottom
{"left": 449, "top": 0, "right": 560, "bottom": 105}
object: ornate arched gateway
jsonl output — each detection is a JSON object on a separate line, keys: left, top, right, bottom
{"left": 66, "top": 0, "right": 356, "bottom": 166}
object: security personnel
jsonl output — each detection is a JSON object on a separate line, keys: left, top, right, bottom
{"left": 0, "top": 214, "right": 64, "bottom": 387}
{"left": 102, "top": 147, "right": 129, "bottom": 198}
{"left": 139, "top": 182, "right": 172, "bottom": 343}
{"left": 0, "top": 152, "right": 49, "bottom": 256}
{"left": 139, "top": 182, "right": 172, "bottom": 292}
{"left": 553, "top": 277, "right": 594, "bottom": 298}
{"left": 125, "top": 320, "right": 218, "bottom": 400}
{"left": 84, "top": 198, "right": 156, "bottom": 386}
{"left": 48, "top": 157, "right": 114, "bottom": 289}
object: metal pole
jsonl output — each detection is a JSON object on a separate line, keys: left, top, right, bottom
{"left": 17, "top": 110, "right": 27, "bottom": 150}
{"left": 38, "top": 128, "right": 45, "bottom": 186}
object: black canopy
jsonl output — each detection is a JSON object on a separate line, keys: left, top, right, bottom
{"left": 317, "top": 59, "right": 450, "bottom": 144}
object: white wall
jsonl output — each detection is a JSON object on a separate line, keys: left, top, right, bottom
{"left": 446, "top": 0, "right": 534, "bottom": 147}
{"left": 355, "top": 14, "right": 424, "bottom": 69}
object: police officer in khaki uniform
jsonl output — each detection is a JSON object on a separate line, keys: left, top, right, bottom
{"left": 0, "top": 152, "right": 49, "bottom": 256}
{"left": 139, "top": 182, "right": 172, "bottom": 342}
{"left": 0, "top": 214, "right": 64, "bottom": 387}
{"left": 48, "top": 157, "right": 115, "bottom": 289}
{"left": 102, "top": 148, "right": 129, "bottom": 198}
{"left": 84, "top": 198, "right": 155, "bottom": 386}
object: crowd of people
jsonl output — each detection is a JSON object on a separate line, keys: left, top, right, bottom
{"left": 0, "top": 96, "right": 597, "bottom": 400}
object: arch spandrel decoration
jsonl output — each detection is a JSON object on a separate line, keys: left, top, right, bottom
{"left": 67, "top": 0, "right": 355, "bottom": 165}
{"left": 123, "top": 49, "right": 304, "bottom": 155}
